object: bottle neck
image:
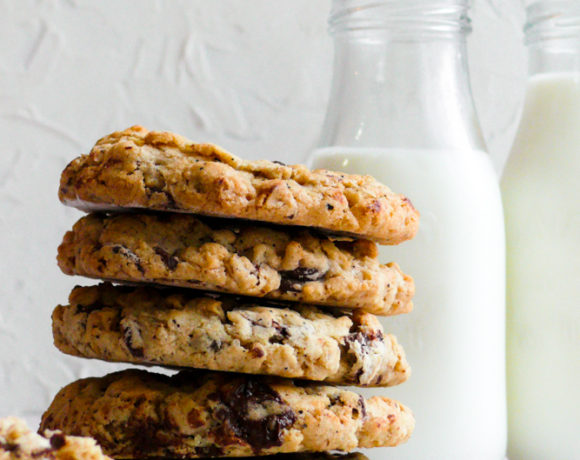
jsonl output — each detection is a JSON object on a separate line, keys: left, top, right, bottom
{"left": 525, "top": 1, "right": 580, "bottom": 76}
{"left": 319, "top": 33, "right": 485, "bottom": 151}
{"left": 528, "top": 44, "right": 580, "bottom": 76}
{"left": 318, "top": 0, "right": 485, "bottom": 152}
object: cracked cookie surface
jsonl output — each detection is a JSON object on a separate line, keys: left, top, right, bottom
{"left": 40, "top": 369, "right": 414, "bottom": 458}
{"left": 0, "top": 417, "right": 111, "bottom": 460}
{"left": 58, "top": 126, "right": 419, "bottom": 245}
{"left": 53, "top": 283, "right": 410, "bottom": 386}
{"left": 57, "top": 213, "right": 414, "bottom": 315}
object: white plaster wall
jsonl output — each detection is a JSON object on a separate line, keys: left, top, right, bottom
{"left": 0, "top": 0, "right": 527, "bottom": 426}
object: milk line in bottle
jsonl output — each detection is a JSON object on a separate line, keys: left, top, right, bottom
{"left": 309, "top": 2, "right": 506, "bottom": 459}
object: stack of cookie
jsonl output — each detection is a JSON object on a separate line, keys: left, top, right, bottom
{"left": 41, "top": 126, "right": 419, "bottom": 459}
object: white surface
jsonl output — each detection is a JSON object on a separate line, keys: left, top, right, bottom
{"left": 312, "top": 147, "right": 506, "bottom": 459}
{"left": 503, "top": 73, "right": 580, "bottom": 459}
{"left": 0, "top": 0, "right": 526, "bottom": 424}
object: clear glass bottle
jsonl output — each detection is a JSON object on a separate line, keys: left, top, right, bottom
{"left": 502, "top": 2, "right": 580, "bottom": 459}
{"left": 308, "top": 1, "right": 506, "bottom": 459}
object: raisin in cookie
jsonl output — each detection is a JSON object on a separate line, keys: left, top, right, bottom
{"left": 0, "top": 417, "right": 111, "bottom": 460}
{"left": 58, "top": 126, "right": 419, "bottom": 245}
{"left": 57, "top": 213, "right": 414, "bottom": 315}
{"left": 40, "top": 369, "right": 414, "bottom": 458}
{"left": 53, "top": 283, "right": 410, "bottom": 386}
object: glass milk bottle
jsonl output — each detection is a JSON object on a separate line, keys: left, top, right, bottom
{"left": 309, "top": 1, "right": 506, "bottom": 459}
{"left": 502, "top": 2, "right": 580, "bottom": 459}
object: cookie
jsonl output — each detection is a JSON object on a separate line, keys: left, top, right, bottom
{"left": 58, "top": 126, "right": 419, "bottom": 245}
{"left": 57, "top": 213, "right": 414, "bottom": 315}
{"left": 53, "top": 283, "right": 410, "bottom": 386}
{"left": 40, "top": 369, "right": 415, "bottom": 458}
{"left": 0, "top": 417, "right": 111, "bottom": 460}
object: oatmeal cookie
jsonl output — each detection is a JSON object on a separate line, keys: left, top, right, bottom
{"left": 53, "top": 283, "right": 410, "bottom": 386}
{"left": 59, "top": 126, "right": 419, "bottom": 245}
{"left": 57, "top": 213, "right": 414, "bottom": 315}
{"left": 40, "top": 369, "right": 415, "bottom": 458}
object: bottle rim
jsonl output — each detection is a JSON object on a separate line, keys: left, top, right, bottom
{"left": 328, "top": 0, "right": 472, "bottom": 37}
{"left": 525, "top": 0, "right": 580, "bottom": 45}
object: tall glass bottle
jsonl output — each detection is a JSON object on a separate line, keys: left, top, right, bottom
{"left": 502, "top": 2, "right": 580, "bottom": 459}
{"left": 309, "top": 1, "right": 506, "bottom": 459}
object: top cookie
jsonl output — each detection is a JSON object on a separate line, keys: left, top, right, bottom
{"left": 58, "top": 126, "right": 419, "bottom": 245}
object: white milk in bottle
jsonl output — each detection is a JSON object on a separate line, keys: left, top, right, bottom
{"left": 503, "top": 72, "right": 580, "bottom": 460}
{"left": 502, "top": 4, "right": 580, "bottom": 457}
{"left": 310, "top": 1, "right": 506, "bottom": 459}
{"left": 311, "top": 148, "right": 505, "bottom": 460}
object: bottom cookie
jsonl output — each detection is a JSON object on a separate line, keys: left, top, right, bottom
{"left": 40, "top": 369, "right": 414, "bottom": 458}
{"left": 0, "top": 416, "right": 111, "bottom": 460}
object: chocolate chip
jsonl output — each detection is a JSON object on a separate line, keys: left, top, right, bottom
{"left": 112, "top": 245, "right": 145, "bottom": 274}
{"left": 366, "top": 330, "right": 384, "bottom": 344}
{"left": 269, "top": 320, "right": 290, "bottom": 344}
{"left": 122, "top": 321, "right": 144, "bottom": 358}
{"left": 358, "top": 395, "right": 367, "bottom": 419}
{"left": 326, "top": 203, "right": 334, "bottom": 210}
{"left": 344, "top": 328, "right": 385, "bottom": 383}
{"left": 279, "top": 278, "right": 300, "bottom": 293}
{"left": 272, "top": 160, "right": 286, "bottom": 166}
{"left": 329, "top": 394, "right": 343, "bottom": 406}
{"left": 281, "top": 267, "right": 325, "bottom": 282}
{"left": 154, "top": 246, "right": 179, "bottom": 270}
{"left": 210, "top": 340, "right": 221, "bottom": 352}
{"left": 251, "top": 346, "right": 265, "bottom": 358}
{"left": 49, "top": 433, "right": 66, "bottom": 450}
{"left": 0, "top": 442, "right": 18, "bottom": 452}
{"left": 279, "top": 267, "right": 326, "bottom": 293}
{"left": 213, "top": 378, "right": 296, "bottom": 452}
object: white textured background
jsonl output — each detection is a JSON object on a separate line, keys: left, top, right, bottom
{"left": 1, "top": 0, "right": 526, "bottom": 425}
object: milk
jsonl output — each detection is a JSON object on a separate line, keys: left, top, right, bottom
{"left": 502, "top": 73, "right": 580, "bottom": 459}
{"left": 310, "top": 148, "right": 506, "bottom": 460}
